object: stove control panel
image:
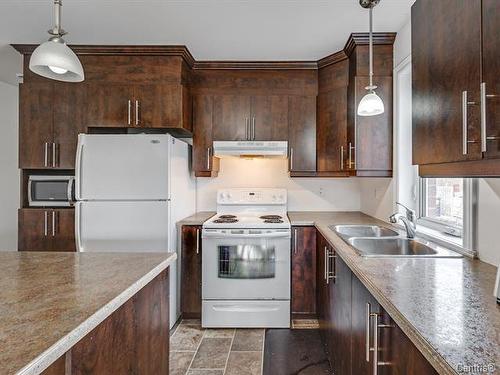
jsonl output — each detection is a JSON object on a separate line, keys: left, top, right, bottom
{"left": 217, "top": 188, "right": 287, "bottom": 205}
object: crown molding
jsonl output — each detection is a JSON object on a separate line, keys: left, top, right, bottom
{"left": 343, "top": 32, "right": 397, "bottom": 57}
{"left": 192, "top": 60, "right": 318, "bottom": 70}
{"left": 317, "top": 50, "right": 348, "bottom": 69}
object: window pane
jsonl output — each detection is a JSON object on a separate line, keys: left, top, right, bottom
{"left": 424, "top": 178, "right": 463, "bottom": 228}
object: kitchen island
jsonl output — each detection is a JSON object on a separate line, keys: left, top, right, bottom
{"left": 0, "top": 251, "right": 176, "bottom": 375}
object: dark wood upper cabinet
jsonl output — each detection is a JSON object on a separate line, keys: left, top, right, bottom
{"left": 181, "top": 225, "right": 202, "bottom": 318}
{"left": 291, "top": 226, "right": 316, "bottom": 317}
{"left": 413, "top": 0, "right": 500, "bottom": 176}
{"left": 212, "top": 95, "right": 251, "bottom": 141}
{"left": 288, "top": 95, "right": 317, "bottom": 173}
{"left": 482, "top": 0, "right": 500, "bottom": 160}
{"left": 251, "top": 95, "right": 289, "bottom": 141}
{"left": 19, "top": 83, "right": 54, "bottom": 169}
{"left": 86, "top": 84, "right": 134, "bottom": 127}
{"left": 18, "top": 208, "right": 76, "bottom": 252}
{"left": 192, "top": 95, "right": 219, "bottom": 177}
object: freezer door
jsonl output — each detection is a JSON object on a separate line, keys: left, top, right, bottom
{"left": 75, "top": 134, "right": 170, "bottom": 200}
{"left": 75, "top": 201, "right": 170, "bottom": 252}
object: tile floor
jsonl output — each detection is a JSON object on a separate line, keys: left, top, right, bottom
{"left": 170, "top": 320, "right": 265, "bottom": 375}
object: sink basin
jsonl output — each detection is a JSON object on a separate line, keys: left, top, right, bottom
{"left": 331, "top": 225, "right": 399, "bottom": 239}
{"left": 348, "top": 238, "right": 463, "bottom": 258}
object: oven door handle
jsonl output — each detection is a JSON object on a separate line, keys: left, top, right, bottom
{"left": 202, "top": 232, "right": 291, "bottom": 239}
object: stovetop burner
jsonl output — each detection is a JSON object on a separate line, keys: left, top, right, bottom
{"left": 260, "top": 215, "right": 283, "bottom": 220}
{"left": 264, "top": 219, "right": 284, "bottom": 224}
{"left": 219, "top": 215, "right": 237, "bottom": 219}
{"left": 214, "top": 218, "right": 239, "bottom": 224}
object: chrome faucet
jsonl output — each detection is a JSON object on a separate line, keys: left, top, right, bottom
{"left": 389, "top": 202, "right": 417, "bottom": 239}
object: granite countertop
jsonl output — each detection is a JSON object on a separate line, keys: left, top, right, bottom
{"left": 0, "top": 251, "right": 177, "bottom": 375}
{"left": 177, "top": 211, "right": 216, "bottom": 226}
{"left": 288, "top": 211, "right": 500, "bottom": 375}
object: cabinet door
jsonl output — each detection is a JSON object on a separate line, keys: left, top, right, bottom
{"left": 317, "top": 89, "right": 347, "bottom": 172}
{"left": 251, "top": 95, "right": 288, "bottom": 141}
{"left": 316, "top": 234, "right": 330, "bottom": 354}
{"left": 18, "top": 209, "right": 52, "bottom": 251}
{"left": 351, "top": 274, "right": 381, "bottom": 375}
{"left": 412, "top": 0, "right": 482, "bottom": 165}
{"left": 193, "top": 95, "right": 219, "bottom": 177}
{"left": 291, "top": 226, "right": 316, "bottom": 316}
{"left": 19, "top": 83, "right": 54, "bottom": 169}
{"left": 87, "top": 84, "right": 134, "bottom": 127}
{"left": 134, "top": 84, "right": 183, "bottom": 129}
{"left": 212, "top": 95, "right": 251, "bottom": 141}
{"left": 181, "top": 225, "right": 202, "bottom": 318}
{"left": 53, "top": 83, "right": 87, "bottom": 169}
{"left": 482, "top": 0, "right": 500, "bottom": 159}
{"left": 288, "top": 96, "right": 317, "bottom": 172}
{"left": 50, "top": 209, "right": 76, "bottom": 252}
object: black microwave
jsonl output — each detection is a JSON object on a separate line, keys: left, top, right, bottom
{"left": 28, "top": 175, "right": 74, "bottom": 207}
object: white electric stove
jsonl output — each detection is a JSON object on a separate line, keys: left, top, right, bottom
{"left": 202, "top": 188, "right": 291, "bottom": 328}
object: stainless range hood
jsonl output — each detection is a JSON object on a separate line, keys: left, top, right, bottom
{"left": 213, "top": 141, "right": 288, "bottom": 158}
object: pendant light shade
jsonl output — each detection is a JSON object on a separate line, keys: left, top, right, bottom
{"left": 357, "top": 0, "right": 384, "bottom": 117}
{"left": 29, "top": 0, "right": 84, "bottom": 82}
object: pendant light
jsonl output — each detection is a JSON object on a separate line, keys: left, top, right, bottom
{"left": 29, "top": 0, "right": 84, "bottom": 82}
{"left": 357, "top": 0, "right": 384, "bottom": 116}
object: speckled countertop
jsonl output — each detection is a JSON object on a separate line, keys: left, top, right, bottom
{"left": 177, "top": 211, "right": 216, "bottom": 226}
{"left": 288, "top": 211, "right": 500, "bottom": 375}
{"left": 0, "top": 251, "right": 176, "bottom": 375}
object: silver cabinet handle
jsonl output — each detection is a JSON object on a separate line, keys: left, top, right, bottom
{"left": 52, "top": 211, "right": 56, "bottom": 237}
{"left": 135, "top": 100, "right": 140, "bottom": 126}
{"left": 245, "top": 118, "right": 249, "bottom": 140}
{"left": 252, "top": 117, "right": 256, "bottom": 140}
{"left": 480, "top": 83, "right": 487, "bottom": 152}
{"left": 327, "top": 249, "right": 336, "bottom": 282}
{"left": 44, "top": 211, "right": 48, "bottom": 237}
{"left": 372, "top": 312, "right": 379, "bottom": 375}
{"left": 196, "top": 228, "right": 200, "bottom": 254}
{"left": 366, "top": 302, "right": 371, "bottom": 362}
{"left": 348, "top": 142, "right": 355, "bottom": 169}
{"left": 52, "top": 142, "right": 57, "bottom": 167}
{"left": 325, "top": 247, "right": 331, "bottom": 285}
{"left": 128, "top": 99, "right": 132, "bottom": 125}
{"left": 324, "top": 246, "right": 328, "bottom": 281}
{"left": 462, "top": 91, "right": 478, "bottom": 155}
{"left": 293, "top": 228, "right": 298, "bottom": 254}
{"left": 290, "top": 148, "right": 294, "bottom": 171}
{"left": 207, "top": 147, "right": 211, "bottom": 170}
{"left": 340, "top": 146, "right": 344, "bottom": 170}
{"left": 44, "top": 142, "right": 48, "bottom": 167}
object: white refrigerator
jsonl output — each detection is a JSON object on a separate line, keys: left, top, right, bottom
{"left": 74, "top": 134, "right": 196, "bottom": 328}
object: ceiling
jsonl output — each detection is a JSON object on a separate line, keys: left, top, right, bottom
{"left": 0, "top": 0, "right": 414, "bottom": 61}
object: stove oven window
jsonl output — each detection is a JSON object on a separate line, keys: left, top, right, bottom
{"left": 218, "top": 245, "right": 276, "bottom": 279}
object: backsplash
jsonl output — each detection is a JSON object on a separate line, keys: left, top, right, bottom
{"left": 196, "top": 157, "right": 361, "bottom": 211}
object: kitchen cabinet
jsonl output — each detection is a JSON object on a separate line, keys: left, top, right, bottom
{"left": 288, "top": 95, "right": 317, "bottom": 174}
{"left": 18, "top": 208, "right": 76, "bottom": 252}
{"left": 181, "top": 225, "right": 202, "bottom": 318}
{"left": 19, "top": 83, "right": 86, "bottom": 169}
{"left": 412, "top": 0, "right": 500, "bottom": 176}
{"left": 252, "top": 95, "right": 289, "bottom": 141}
{"left": 316, "top": 232, "right": 330, "bottom": 354}
{"left": 291, "top": 226, "right": 316, "bottom": 317}
{"left": 86, "top": 84, "right": 134, "bottom": 127}
{"left": 192, "top": 95, "right": 220, "bottom": 177}
{"left": 213, "top": 95, "right": 252, "bottom": 141}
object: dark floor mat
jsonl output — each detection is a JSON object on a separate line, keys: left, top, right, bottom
{"left": 263, "top": 329, "right": 332, "bottom": 375}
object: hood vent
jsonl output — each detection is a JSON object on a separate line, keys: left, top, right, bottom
{"left": 213, "top": 141, "right": 288, "bottom": 158}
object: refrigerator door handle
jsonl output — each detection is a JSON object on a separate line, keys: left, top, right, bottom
{"left": 75, "top": 141, "right": 84, "bottom": 200}
{"left": 75, "top": 202, "right": 83, "bottom": 251}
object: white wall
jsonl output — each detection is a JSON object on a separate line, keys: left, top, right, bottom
{"left": 0, "top": 44, "right": 22, "bottom": 85}
{"left": 196, "top": 157, "right": 361, "bottom": 212}
{"left": 0, "top": 81, "right": 19, "bottom": 250}
{"left": 477, "top": 179, "right": 500, "bottom": 266}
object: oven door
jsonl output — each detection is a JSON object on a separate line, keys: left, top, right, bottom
{"left": 202, "top": 228, "right": 291, "bottom": 300}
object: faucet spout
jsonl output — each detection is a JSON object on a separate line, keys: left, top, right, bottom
{"left": 390, "top": 203, "right": 417, "bottom": 239}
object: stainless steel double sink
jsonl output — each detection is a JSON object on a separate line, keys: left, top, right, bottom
{"left": 330, "top": 225, "right": 462, "bottom": 258}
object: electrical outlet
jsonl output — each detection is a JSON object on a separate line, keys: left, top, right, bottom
{"left": 319, "top": 187, "right": 324, "bottom": 196}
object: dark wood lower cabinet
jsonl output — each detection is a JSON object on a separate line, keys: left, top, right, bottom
{"left": 42, "top": 269, "right": 170, "bottom": 375}
{"left": 181, "top": 225, "right": 202, "bottom": 318}
{"left": 18, "top": 208, "right": 76, "bottom": 252}
{"left": 291, "top": 226, "right": 316, "bottom": 317}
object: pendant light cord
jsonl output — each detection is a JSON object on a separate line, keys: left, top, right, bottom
{"left": 50, "top": 0, "right": 66, "bottom": 38}
{"left": 369, "top": 6, "right": 374, "bottom": 90}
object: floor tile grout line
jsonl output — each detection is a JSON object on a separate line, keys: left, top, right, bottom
{"left": 185, "top": 321, "right": 206, "bottom": 375}
{"left": 222, "top": 328, "right": 237, "bottom": 375}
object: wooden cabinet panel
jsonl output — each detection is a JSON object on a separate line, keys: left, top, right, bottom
{"left": 193, "top": 95, "right": 219, "bottom": 177}
{"left": 412, "top": 0, "right": 482, "bottom": 165}
{"left": 317, "top": 89, "right": 347, "bottom": 172}
{"left": 482, "top": 0, "right": 500, "bottom": 159}
{"left": 19, "top": 83, "right": 53, "bottom": 169}
{"left": 316, "top": 233, "right": 330, "bottom": 356}
{"left": 181, "top": 225, "right": 202, "bottom": 318}
{"left": 252, "top": 95, "right": 288, "bottom": 141}
{"left": 213, "top": 95, "right": 251, "bottom": 141}
{"left": 288, "top": 96, "right": 317, "bottom": 172}
{"left": 53, "top": 83, "right": 87, "bottom": 169}
{"left": 18, "top": 209, "right": 75, "bottom": 252}
{"left": 291, "top": 226, "right": 316, "bottom": 316}
{"left": 351, "top": 76, "right": 393, "bottom": 174}
{"left": 86, "top": 84, "right": 134, "bottom": 127}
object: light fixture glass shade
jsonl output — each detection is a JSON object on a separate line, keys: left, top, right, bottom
{"left": 29, "top": 40, "right": 84, "bottom": 82}
{"left": 357, "top": 91, "right": 385, "bottom": 116}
